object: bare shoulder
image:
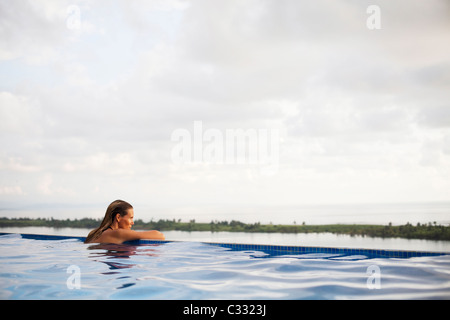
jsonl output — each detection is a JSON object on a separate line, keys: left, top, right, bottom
{"left": 92, "top": 229, "right": 124, "bottom": 244}
{"left": 95, "top": 229, "right": 164, "bottom": 244}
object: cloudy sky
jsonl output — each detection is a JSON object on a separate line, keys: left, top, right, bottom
{"left": 1, "top": 0, "right": 449, "bottom": 222}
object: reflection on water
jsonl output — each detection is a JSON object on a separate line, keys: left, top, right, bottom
{"left": 88, "top": 243, "right": 138, "bottom": 259}
{"left": 85, "top": 242, "right": 165, "bottom": 291}
{"left": 87, "top": 243, "right": 162, "bottom": 269}
{"left": 87, "top": 243, "right": 139, "bottom": 271}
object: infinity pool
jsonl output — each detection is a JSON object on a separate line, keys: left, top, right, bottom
{"left": 1, "top": 233, "right": 449, "bottom": 300}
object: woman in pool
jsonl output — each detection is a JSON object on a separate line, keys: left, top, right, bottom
{"left": 85, "top": 200, "right": 165, "bottom": 244}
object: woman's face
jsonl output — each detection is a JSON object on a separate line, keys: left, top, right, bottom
{"left": 117, "top": 208, "right": 134, "bottom": 229}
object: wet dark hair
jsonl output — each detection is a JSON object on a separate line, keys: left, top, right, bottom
{"left": 84, "top": 200, "right": 133, "bottom": 243}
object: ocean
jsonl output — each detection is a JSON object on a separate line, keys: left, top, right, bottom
{"left": 1, "top": 201, "right": 449, "bottom": 226}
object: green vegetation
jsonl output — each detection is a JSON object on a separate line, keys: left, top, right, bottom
{"left": 0, "top": 217, "right": 449, "bottom": 241}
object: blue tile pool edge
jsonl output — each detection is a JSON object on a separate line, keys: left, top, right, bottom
{"left": 204, "top": 242, "right": 450, "bottom": 259}
{"left": 1, "top": 232, "right": 449, "bottom": 259}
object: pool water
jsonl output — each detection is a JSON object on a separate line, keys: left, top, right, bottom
{"left": 1, "top": 233, "right": 450, "bottom": 300}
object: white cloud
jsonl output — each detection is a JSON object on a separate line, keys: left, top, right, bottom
{"left": 0, "top": 186, "right": 24, "bottom": 196}
{"left": 0, "top": 157, "right": 40, "bottom": 173}
{"left": 0, "top": 91, "right": 44, "bottom": 135}
{"left": 0, "top": 0, "right": 67, "bottom": 63}
{"left": 0, "top": 0, "right": 449, "bottom": 220}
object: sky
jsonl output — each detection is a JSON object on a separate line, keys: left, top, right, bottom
{"left": 0, "top": 0, "right": 450, "bottom": 222}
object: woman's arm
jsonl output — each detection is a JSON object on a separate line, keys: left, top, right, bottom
{"left": 101, "top": 229, "right": 165, "bottom": 244}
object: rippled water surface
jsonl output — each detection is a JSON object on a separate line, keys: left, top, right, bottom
{"left": 1, "top": 234, "right": 450, "bottom": 299}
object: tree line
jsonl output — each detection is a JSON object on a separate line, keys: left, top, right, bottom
{"left": 0, "top": 217, "right": 449, "bottom": 241}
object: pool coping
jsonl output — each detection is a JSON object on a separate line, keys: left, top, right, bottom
{"left": 1, "top": 232, "right": 449, "bottom": 259}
